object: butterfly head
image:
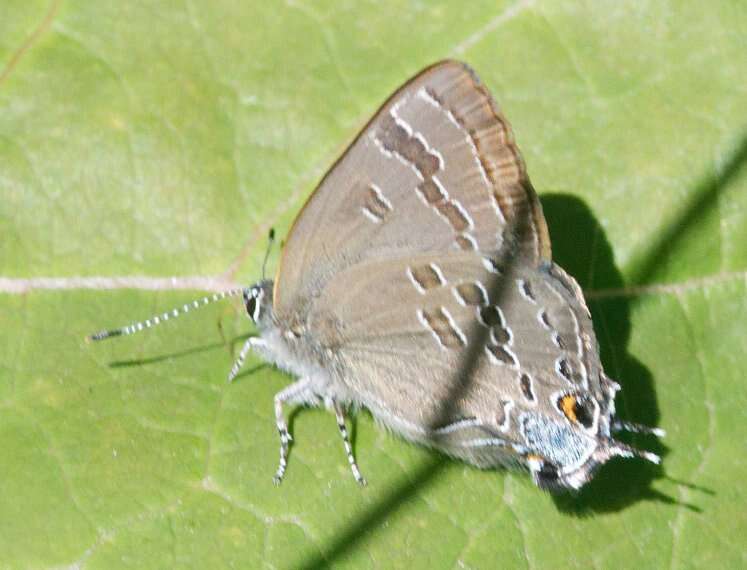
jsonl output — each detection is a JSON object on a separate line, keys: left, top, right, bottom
{"left": 243, "top": 280, "right": 274, "bottom": 328}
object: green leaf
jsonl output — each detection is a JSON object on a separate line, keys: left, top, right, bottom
{"left": 1, "top": 1, "right": 745, "bottom": 568}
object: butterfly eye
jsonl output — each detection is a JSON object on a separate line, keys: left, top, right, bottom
{"left": 242, "top": 286, "right": 265, "bottom": 322}
{"left": 245, "top": 296, "right": 257, "bottom": 320}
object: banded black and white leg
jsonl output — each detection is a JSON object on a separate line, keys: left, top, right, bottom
{"left": 272, "top": 378, "right": 313, "bottom": 484}
{"left": 328, "top": 397, "right": 366, "bottom": 486}
{"left": 227, "top": 336, "right": 267, "bottom": 382}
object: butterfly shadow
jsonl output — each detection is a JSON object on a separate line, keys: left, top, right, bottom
{"left": 541, "top": 193, "right": 677, "bottom": 514}
{"left": 107, "top": 330, "right": 252, "bottom": 370}
{"left": 542, "top": 128, "right": 747, "bottom": 513}
{"left": 107, "top": 340, "right": 231, "bottom": 368}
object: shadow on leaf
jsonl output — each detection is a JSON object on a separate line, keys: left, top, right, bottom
{"left": 542, "top": 193, "right": 666, "bottom": 514}
{"left": 629, "top": 131, "right": 747, "bottom": 287}
{"left": 107, "top": 332, "right": 251, "bottom": 369}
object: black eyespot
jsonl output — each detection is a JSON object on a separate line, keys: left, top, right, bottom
{"left": 479, "top": 306, "right": 503, "bottom": 327}
{"left": 557, "top": 393, "right": 596, "bottom": 429}
{"left": 246, "top": 295, "right": 258, "bottom": 320}
{"left": 534, "top": 460, "right": 562, "bottom": 491}
{"left": 574, "top": 396, "right": 596, "bottom": 429}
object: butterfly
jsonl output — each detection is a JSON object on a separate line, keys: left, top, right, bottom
{"left": 89, "top": 60, "right": 662, "bottom": 490}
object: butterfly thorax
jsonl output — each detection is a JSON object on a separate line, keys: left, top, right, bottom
{"left": 248, "top": 279, "right": 358, "bottom": 406}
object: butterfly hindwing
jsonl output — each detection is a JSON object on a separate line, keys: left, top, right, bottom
{"left": 304, "top": 251, "right": 604, "bottom": 464}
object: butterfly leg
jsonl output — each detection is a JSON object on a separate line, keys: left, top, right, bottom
{"left": 328, "top": 398, "right": 367, "bottom": 486}
{"left": 227, "top": 337, "right": 266, "bottom": 382}
{"left": 272, "top": 377, "right": 312, "bottom": 485}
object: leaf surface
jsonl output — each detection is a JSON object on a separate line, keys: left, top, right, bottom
{"left": 1, "top": 1, "right": 745, "bottom": 568}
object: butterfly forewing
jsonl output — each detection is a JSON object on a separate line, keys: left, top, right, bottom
{"left": 274, "top": 60, "right": 550, "bottom": 318}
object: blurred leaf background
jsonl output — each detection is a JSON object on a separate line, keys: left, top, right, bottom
{"left": 1, "top": 1, "right": 745, "bottom": 568}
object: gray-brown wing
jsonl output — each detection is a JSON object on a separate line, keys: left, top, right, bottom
{"left": 308, "top": 251, "right": 604, "bottom": 462}
{"left": 273, "top": 60, "right": 550, "bottom": 320}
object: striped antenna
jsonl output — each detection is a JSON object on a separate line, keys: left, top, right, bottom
{"left": 86, "top": 288, "right": 247, "bottom": 342}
